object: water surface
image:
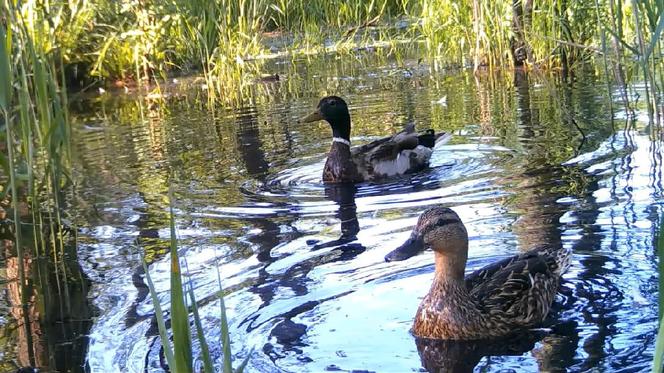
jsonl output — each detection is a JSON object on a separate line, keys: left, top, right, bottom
{"left": 70, "top": 51, "right": 661, "bottom": 372}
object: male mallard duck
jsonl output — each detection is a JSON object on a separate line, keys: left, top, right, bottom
{"left": 301, "top": 96, "right": 449, "bottom": 183}
{"left": 385, "top": 207, "right": 571, "bottom": 340}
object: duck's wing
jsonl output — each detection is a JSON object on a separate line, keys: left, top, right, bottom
{"left": 465, "top": 254, "right": 523, "bottom": 291}
{"left": 465, "top": 245, "right": 567, "bottom": 289}
{"left": 367, "top": 133, "right": 420, "bottom": 162}
{"left": 467, "top": 246, "right": 570, "bottom": 325}
{"left": 350, "top": 135, "right": 392, "bottom": 156}
{"left": 351, "top": 124, "right": 448, "bottom": 160}
{"left": 349, "top": 125, "right": 449, "bottom": 179}
{"left": 348, "top": 131, "right": 416, "bottom": 162}
{"left": 356, "top": 123, "right": 414, "bottom": 161}
{"left": 369, "top": 128, "right": 449, "bottom": 161}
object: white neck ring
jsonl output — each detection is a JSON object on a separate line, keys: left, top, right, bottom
{"left": 333, "top": 137, "right": 351, "bottom": 146}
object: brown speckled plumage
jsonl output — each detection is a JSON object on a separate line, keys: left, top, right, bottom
{"left": 386, "top": 207, "right": 571, "bottom": 340}
{"left": 302, "top": 96, "right": 449, "bottom": 183}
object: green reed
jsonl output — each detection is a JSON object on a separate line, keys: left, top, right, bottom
{"left": 142, "top": 188, "right": 249, "bottom": 373}
{"left": 418, "top": 0, "right": 662, "bottom": 121}
{"left": 1, "top": 0, "right": 79, "bottom": 368}
{"left": 655, "top": 214, "right": 664, "bottom": 373}
{"left": 2, "top": 0, "right": 72, "bottom": 278}
{"left": 1, "top": 0, "right": 413, "bottom": 102}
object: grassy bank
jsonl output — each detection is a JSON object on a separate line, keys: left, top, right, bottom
{"left": 4, "top": 0, "right": 661, "bottom": 109}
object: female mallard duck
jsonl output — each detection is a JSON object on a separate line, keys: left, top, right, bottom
{"left": 301, "top": 96, "right": 449, "bottom": 183}
{"left": 385, "top": 207, "right": 571, "bottom": 340}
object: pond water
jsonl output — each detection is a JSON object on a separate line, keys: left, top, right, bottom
{"left": 68, "top": 49, "right": 661, "bottom": 372}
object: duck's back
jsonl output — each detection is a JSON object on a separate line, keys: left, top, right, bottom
{"left": 466, "top": 245, "right": 571, "bottom": 329}
{"left": 349, "top": 129, "right": 449, "bottom": 181}
{"left": 353, "top": 145, "right": 433, "bottom": 179}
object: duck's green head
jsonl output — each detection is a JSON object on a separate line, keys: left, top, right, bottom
{"left": 385, "top": 207, "right": 468, "bottom": 262}
{"left": 301, "top": 96, "right": 351, "bottom": 140}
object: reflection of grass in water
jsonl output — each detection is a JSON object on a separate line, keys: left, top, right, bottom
{"left": 79, "top": 54, "right": 620, "bottom": 188}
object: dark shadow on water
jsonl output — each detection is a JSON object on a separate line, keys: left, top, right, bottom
{"left": 229, "top": 111, "right": 368, "bottom": 362}
{"left": 415, "top": 334, "right": 543, "bottom": 373}
{"left": 309, "top": 184, "right": 361, "bottom": 249}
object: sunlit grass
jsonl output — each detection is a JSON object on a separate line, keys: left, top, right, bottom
{"left": 142, "top": 188, "right": 249, "bottom": 372}
{"left": 8, "top": 0, "right": 658, "bottom": 115}
{"left": 7, "top": 0, "right": 664, "bottom": 86}
{"left": 2, "top": 0, "right": 77, "bottom": 368}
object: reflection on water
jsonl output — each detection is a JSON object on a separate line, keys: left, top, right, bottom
{"left": 61, "top": 49, "right": 663, "bottom": 372}
{"left": 414, "top": 331, "right": 554, "bottom": 373}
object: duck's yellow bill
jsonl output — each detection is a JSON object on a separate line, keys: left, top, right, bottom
{"left": 301, "top": 109, "right": 323, "bottom": 123}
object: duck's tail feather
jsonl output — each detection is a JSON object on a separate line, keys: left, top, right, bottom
{"left": 554, "top": 247, "right": 572, "bottom": 276}
{"left": 434, "top": 132, "right": 452, "bottom": 147}
{"left": 418, "top": 131, "right": 451, "bottom": 149}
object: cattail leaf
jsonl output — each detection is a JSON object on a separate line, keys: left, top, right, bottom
{"left": 142, "top": 258, "right": 176, "bottom": 370}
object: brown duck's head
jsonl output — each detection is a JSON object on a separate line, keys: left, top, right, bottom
{"left": 301, "top": 96, "right": 351, "bottom": 140}
{"left": 385, "top": 207, "right": 468, "bottom": 264}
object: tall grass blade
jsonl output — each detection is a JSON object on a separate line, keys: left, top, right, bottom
{"left": 141, "top": 257, "right": 176, "bottom": 370}
{"left": 654, "top": 214, "right": 664, "bottom": 373}
{"left": 603, "top": 27, "right": 640, "bottom": 55}
{"left": 0, "top": 24, "right": 11, "bottom": 111}
{"left": 187, "top": 281, "right": 214, "bottom": 373}
{"left": 234, "top": 350, "right": 253, "bottom": 373}
{"left": 143, "top": 189, "right": 248, "bottom": 372}
{"left": 644, "top": 13, "right": 664, "bottom": 61}
{"left": 168, "top": 188, "right": 193, "bottom": 373}
{"left": 216, "top": 262, "right": 233, "bottom": 373}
